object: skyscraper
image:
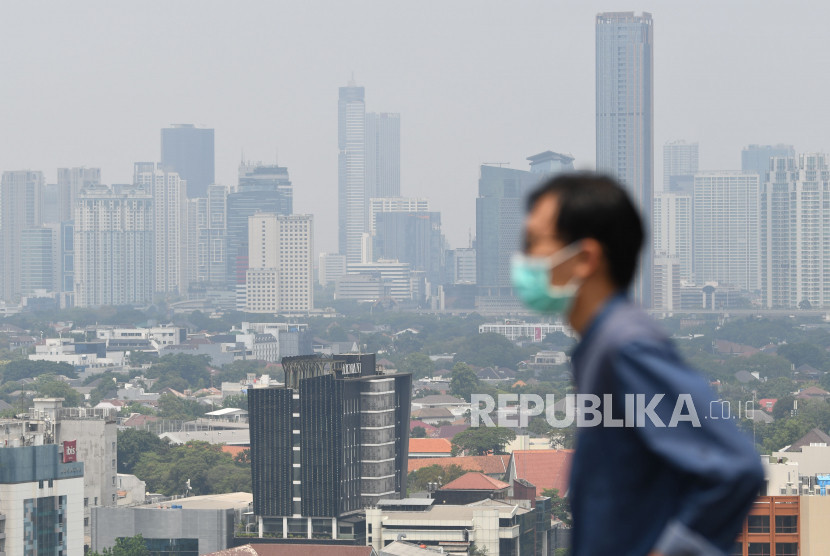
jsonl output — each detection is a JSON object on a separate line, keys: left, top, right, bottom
{"left": 338, "top": 82, "right": 366, "bottom": 264}
{"left": 248, "top": 353, "right": 411, "bottom": 538}
{"left": 663, "top": 140, "right": 698, "bottom": 192}
{"left": 56, "top": 167, "right": 101, "bottom": 222}
{"left": 653, "top": 192, "right": 693, "bottom": 281}
{"left": 243, "top": 213, "right": 313, "bottom": 314}
{"left": 161, "top": 124, "right": 215, "bottom": 198}
{"left": 74, "top": 185, "right": 154, "bottom": 307}
{"left": 20, "top": 227, "right": 55, "bottom": 294}
{"left": 1, "top": 170, "right": 44, "bottom": 302}
{"left": 693, "top": 172, "right": 760, "bottom": 292}
{"left": 373, "top": 211, "right": 445, "bottom": 284}
{"left": 475, "top": 165, "right": 539, "bottom": 290}
{"left": 742, "top": 144, "right": 796, "bottom": 181}
{"left": 596, "top": 11, "right": 654, "bottom": 306}
{"left": 227, "top": 163, "right": 293, "bottom": 287}
{"left": 368, "top": 197, "right": 429, "bottom": 235}
{"left": 135, "top": 165, "right": 186, "bottom": 295}
{"left": 185, "top": 184, "right": 228, "bottom": 289}
{"left": 365, "top": 112, "right": 401, "bottom": 202}
{"left": 761, "top": 153, "right": 830, "bottom": 309}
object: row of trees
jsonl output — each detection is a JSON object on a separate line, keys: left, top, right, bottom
{"left": 118, "top": 429, "right": 250, "bottom": 496}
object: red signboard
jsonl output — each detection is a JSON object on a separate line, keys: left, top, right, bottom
{"left": 63, "top": 440, "right": 77, "bottom": 463}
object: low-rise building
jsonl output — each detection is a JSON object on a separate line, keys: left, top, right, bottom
{"left": 478, "top": 321, "right": 572, "bottom": 342}
{"left": 91, "top": 492, "right": 253, "bottom": 555}
{"left": 366, "top": 497, "right": 547, "bottom": 555}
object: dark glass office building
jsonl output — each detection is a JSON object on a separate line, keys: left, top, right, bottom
{"left": 161, "top": 124, "right": 215, "bottom": 198}
{"left": 373, "top": 211, "right": 444, "bottom": 285}
{"left": 248, "top": 353, "right": 411, "bottom": 539}
{"left": 226, "top": 164, "right": 293, "bottom": 287}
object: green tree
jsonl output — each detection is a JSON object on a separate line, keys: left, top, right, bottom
{"left": 468, "top": 544, "right": 489, "bottom": 556}
{"left": 157, "top": 393, "right": 206, "bottom": 421}
{"left": 541, "top": 487, "right": 572, "bottom": 525}
{"left": 454, "top": 333, "right": 527, "bottom": 369}
{"left": 219, "top": 360, "right": 267, "bottom": 383}
{"left": 451, "top": 426, "right": 516, "bottom": 455}
{"left": 133, "top": 441, "right": 250, "bottom": 496}
{"left": 88, "top": 534, "right": 150, "bottom": 556}
{"left": 450, "top": 362, "right": 480, "bottom": 402}
{"left": 407, "top": 463, "right": 467, "bottom": 492}
{"left": 397, "top": 353, "right": 435, "bottom": 379}
{"left": 778, "top": 343, "right": 828, "bottom": 370}
{"left": 1, "top": 359, "right": 77, "bottom": 381}
{"left": 222, "top": 393, "right": 248, "bottom": 410}
{"left": 146, "top": 354, "right": 211, "bottom": 392}
{"left": 118, "top": 429, "right": 168, "bottom": 474}
{"left": 411, "top": 426, "right": 427, "bottom": 438}
{"left": 33, "top": 374, "right": 82, "bottom": 406}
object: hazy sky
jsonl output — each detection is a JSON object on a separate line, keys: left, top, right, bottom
{"left": 2, "top": 1, "right": 829, "bottom": 255}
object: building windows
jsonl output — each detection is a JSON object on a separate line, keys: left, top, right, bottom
{"left": 747, "top": 543, "right": 770, "bottom": 556}
{"left": 748, "top": 514, "right": 770, "bottom": 533}
{"left": 774, "top": 543, "right": 797, "bottom": 556}
{"left": 774, "top": 515, "right": 797, "bottom": 534}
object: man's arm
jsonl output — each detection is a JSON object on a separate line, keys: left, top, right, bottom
{"left": 615, "top": 341, "right": 764, "bottom": 555}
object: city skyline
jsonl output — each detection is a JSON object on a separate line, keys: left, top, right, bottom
{"left": 3, "top": 2, "right": 829, "bottom": 254}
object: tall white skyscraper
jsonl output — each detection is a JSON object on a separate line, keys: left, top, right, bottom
{"left": 338, "top": 82, "right": 366, "bottom": 264}
{"left": 596, "top": 12, "right": 654, "bottom": 307}
{"left": 244, "top": 213, "right": 313, "bottom": 314}
{"left": 136, "top": 165, "right": 186, "bottom": 295}
{"left": 761, "top": 153, "right": 830, "bottom": 308}
{"left": 663, "top": 140, "right": 698, "bottom": 192}
{"left": 693, "top": 172, "right": 760, "bottom": 291}
{"left": 186, "top": 184, "right": 228, "bottom": 288}
{"left": 653, "top": 192, "right": 692, "bottom": 281}
{"left": 1, "top": 170, "right": 44, "bottom": 302}
{"left": 74, "top": 185, "right": 154, "bottom": 307}
{"left": 365, "top": 112, "right": 401, "bottom": 203}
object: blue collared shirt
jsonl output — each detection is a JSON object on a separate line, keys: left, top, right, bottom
{"left": 568, "top": 294, "right": 764, "bottom": 555}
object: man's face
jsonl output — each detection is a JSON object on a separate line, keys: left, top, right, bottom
{"left": 524, "top": 194, "right": 579, "bottom": 287}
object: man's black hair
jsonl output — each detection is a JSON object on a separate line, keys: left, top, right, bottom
{"left": 527, "top": 172, "right": 644, "bottom": 289}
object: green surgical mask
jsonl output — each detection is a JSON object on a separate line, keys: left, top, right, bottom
{"left": 511, "top": 242, "right": 583, "bottom": 314}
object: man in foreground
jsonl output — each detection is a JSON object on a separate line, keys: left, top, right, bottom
{"left": 512, "top": 173, "right": 764, "bottom": 555}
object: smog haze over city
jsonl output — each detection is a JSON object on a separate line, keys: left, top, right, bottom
{"left": 2, "top": 0, "right": 828, "bottom": 251}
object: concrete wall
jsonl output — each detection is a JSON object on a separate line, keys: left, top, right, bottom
{"left": 91, "top": 506, "right": 235, "bottom": 554}
{"left": 58, "top": 418, "right": 118, "bottom": 540}
{"left": 801, "top": 496, "right": 830, "bottom": 554}
{"left": 772, "top": 445, "right": 830, "bottom": 477}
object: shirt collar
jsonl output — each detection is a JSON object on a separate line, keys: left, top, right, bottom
{"left": 571, "top": 291, "right": 628, "bottom": 364}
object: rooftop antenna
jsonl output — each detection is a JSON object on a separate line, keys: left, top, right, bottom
{"left": 349, "top": 71, "right": 356, "bottom": 86}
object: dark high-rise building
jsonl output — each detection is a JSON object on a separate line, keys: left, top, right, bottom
{"left": 596, "top": 11, "right": 654, "bottom": 307}
{"left": 226, "top": 163, "right": 293, "bottom": 287}
{"left": 475, "top": 165, "right": 539, "bottom": 296}
{"left": 161, "top": 124, "right": 215, "bottom": 198}
{"left": 373, "top": 211, "right": 444, "bottom": 284}
{"left": 248, "top": 353, "right": 411, "bottom": 538}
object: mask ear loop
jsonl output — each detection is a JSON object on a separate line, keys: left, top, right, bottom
{"left": 544, "top": 240, "right": 584, "bottom": 268}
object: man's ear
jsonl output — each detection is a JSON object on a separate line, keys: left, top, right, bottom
{"left": 574, "top": 238, "right": 604, "bottom": 280}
